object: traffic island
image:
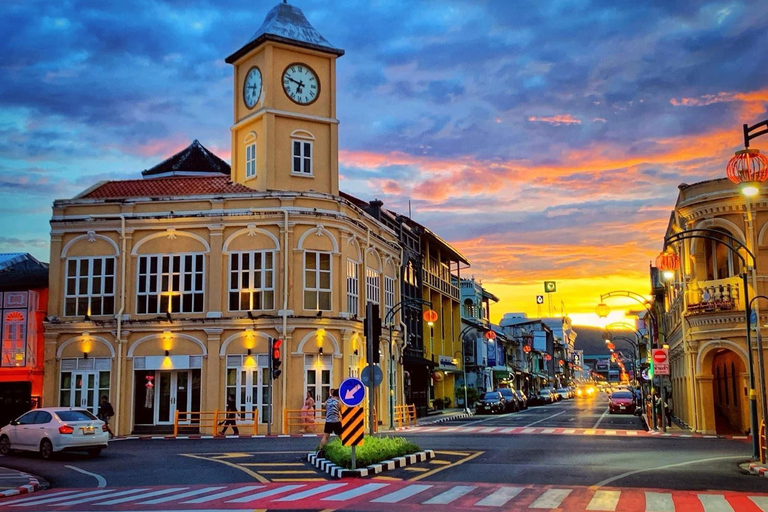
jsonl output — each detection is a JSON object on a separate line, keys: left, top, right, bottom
{"left": 307, "top": 436, "right": 434, "bottom": 478}
{"left": 0, "top": 468, "right": 45, "bottom": 499}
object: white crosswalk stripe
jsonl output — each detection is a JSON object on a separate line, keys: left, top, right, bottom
{"left": 11, "top": 489, "right": 114, "bottom": 507}
{"left": 139, "top": 486, "right": 226, "bottom": 504}
{"left": 322, "top": 483, "right": 389, "bottom": 501}
{"left": 586, "top": 490, "right": 621, "bottom": 511}
{"left": 55, "top": 488, "right": 149, "bottom": 506}
{"left": 751, "top": 496, "right": 768, "bottom": 511}
{"left": 101, "top": 487, "right": 187, "bottom": 505}
{"left": 370, "top": 484, "right": 432, "bottom": 503}
{"left": 529, "top": 488, "right": 572, "bottom": 509}
{"left": 474, "top": 486, "right": 524, "bottom": 507}
{"left": 1, "top": 490, "right": 78, "bottom": 506}
{"left": 645, "top": 491, "right": 675, "bottom": 512}
{"left": 698, "top": 494, "right": 734, "bottom": 512}
{"left": 274, "top": 483, "right": 347, "bottom": 501}
{"left": 422, "top": 485, "right": 476, "bottom": 505}
{"left": 227, "top": 484, "right": 305, "bottom": 503}
{"left": 182, "top": 485, "right": 263, "bottom": 504}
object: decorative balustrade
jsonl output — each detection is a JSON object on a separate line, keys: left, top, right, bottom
{"left": 686, "top": 278, "right": 741, "bottom": 315}
{"left": 422, "top": 268, "right": 460, "bottom": 300}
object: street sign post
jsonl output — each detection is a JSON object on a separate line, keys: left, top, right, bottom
{"left": 339, "top": 377, "right": 366, "bottom": 407}
{"left": 536, "top": 295, "right": 544, "bottom": 304}
{"left": 652, "top": 348, "right": 669, "bottom": 375}
{"left": 361, "top": 365, "right": 383, "bottom": 388}
{"left": 341, "top": 405, "right": 365, "bottom": 469}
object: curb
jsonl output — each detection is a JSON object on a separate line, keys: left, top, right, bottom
{"left": 748, "top": 463, "right": 768, "bottom": 478}
{"left": 417, "top": 412, "right": 474, "bottom": 426}
{"left": 307, "top": 449, "right": 435, "bottom": 478}
{"left": 0, "top": 474, "right": 41, "bottom": 499}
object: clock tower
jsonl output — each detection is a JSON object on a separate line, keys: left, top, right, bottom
{"left": 226, "top": 2, "right": 344, "bottom": 195}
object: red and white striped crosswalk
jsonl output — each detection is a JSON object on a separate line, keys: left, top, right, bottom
{"left": 2, "top": 481, "right": 767, "bottom": 511}
{"left": 405, "top": 425, "right": 751, "bottom": 440}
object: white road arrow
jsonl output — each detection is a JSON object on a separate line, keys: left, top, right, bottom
{"left": 345, "top": 384, "right": 362, "bottom": 401}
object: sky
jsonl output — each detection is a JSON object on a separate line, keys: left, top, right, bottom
{"left": 2, "top": 0, "right": 768, "bottom": 327}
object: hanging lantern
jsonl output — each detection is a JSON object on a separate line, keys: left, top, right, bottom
{"left": 544, "top": 354, "right": 552, "bottom": 361}
{"left": 558, "top": 359, "right": 564, "bottom": 366}
{"left": 523, "top": 345, "right": 532, "bottom": 353}
{"left": 726, "top": 148, "right": 768, "bottom": 196}
{"left": 655, "top": 250, "right": 680, "bottom": 280}
{"left": 595, "top": 303, "right": 610, "bottom": 318}
{"left": 423, "top": 309, "right": 438, "bottom": 325}
{"left": 606, "top": 342, "right": 615, "bottom": 351}
{"left": 485, "top": 330, "right": 497, "bottom": 340}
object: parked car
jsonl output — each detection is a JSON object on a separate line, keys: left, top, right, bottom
{"left": 514, "top": 389, "right": 528, "bottom": 409}
{"left": 556, "top": 388, "right": 570, "bottom": 400}
{"left": 494, "top": 388, "right": 520, "bottom": 412}
{"left": 0, "top": 408, "right": 109, "bottom": 459}
{"left": 608, "top": 391, "right": 636, "bottom": 414}
{"left": 529, "top": 389, "right": 554, "bottom": 406}
{"left": 475, "top": 392, "right": 506, "bottom": 414}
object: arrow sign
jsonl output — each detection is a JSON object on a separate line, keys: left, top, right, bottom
{"left": 339, "top": 377, "right": 366, "bottom": 407}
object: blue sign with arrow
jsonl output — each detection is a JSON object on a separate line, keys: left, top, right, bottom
{"left": 339, "top": 377, "right": 366, "bottom": 407}
{"left": 361, "top": 365, "right": 383, "bottom": 388}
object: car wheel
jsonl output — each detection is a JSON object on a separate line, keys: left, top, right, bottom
{"left": 87, "top": 447, "right": 102, "bottom": 457}
{"left": 40, "top": 439, "right": 53, "bottom": 460}
{"left": 0, "top": 435, "right": 10, "bottom": 455}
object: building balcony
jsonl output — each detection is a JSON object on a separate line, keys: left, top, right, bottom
{"left": 422, "top": 268, "right": 460, "bottom": 300}
{"left": 685, "top": 277, "right": 741, "bottom": 316}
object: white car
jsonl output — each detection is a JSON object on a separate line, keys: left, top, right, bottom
{"left": 0, "top": 407, "right": 109, "bottom": 459}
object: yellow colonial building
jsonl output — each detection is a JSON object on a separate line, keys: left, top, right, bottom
{"left": 661, "top": 177, "right": 768, "bottom": 435}
{"left": 43, "top": 3, "right": 403, "bottom": 435}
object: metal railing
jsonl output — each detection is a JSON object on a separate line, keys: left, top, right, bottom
{"left": 761, "top": 420, "right": 766, "bottom": 464}
{"left": 394, "top": 404, "right": 417, "bottom": 428}
{"left": 173, "top": 410, "right": 258, "bottom": 437}
{"left": 283, "top": 407, "right": 378, "bottom": 435}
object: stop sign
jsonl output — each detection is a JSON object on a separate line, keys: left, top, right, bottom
{"left": 652, "top": 349, "right": 667, "bottom": 364}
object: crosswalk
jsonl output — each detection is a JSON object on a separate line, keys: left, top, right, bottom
{"left": 2, "top": 481, "right": 768, "bottom": 511}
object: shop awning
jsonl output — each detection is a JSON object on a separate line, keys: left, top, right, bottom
{"left": 403, "top": 354, "right": 436, "bottom": 368}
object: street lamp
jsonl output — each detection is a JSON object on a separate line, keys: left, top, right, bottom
{"left": 457, "top": 324, "right": 475, "bottom": 414}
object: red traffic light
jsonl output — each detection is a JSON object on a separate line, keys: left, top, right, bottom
{"left": 273, "top": 338, "right": 282, "bottom": 359}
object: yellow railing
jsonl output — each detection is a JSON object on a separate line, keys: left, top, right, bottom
{"left": 394, "top": 404, "right": 417, "bottom": 428}
{"left": 760, "top": 420, "right": 766, "bottom": 464}
{"left": 283, "top": 406, "right": 378, "bottom": 435}
{"left": 174, "top": 410, "right": 258, "bottom": 437}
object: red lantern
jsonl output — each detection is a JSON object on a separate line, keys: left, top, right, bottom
{"left": 606, "top": 342, "right": 615, "bottom": 351}
{"left": 726, "top": 148, "right": 768, "bottom": 186}
{"left": 423, "top": 309, "right": 438, "bottom": 324}
{"left": 485, "top": 330, "right": 497, "bottom": 340}
{"left": 655, "top": 251, "right": 680, "bottom": 273}
{"left": 558, "top": 359, "right": 564, "bottom": 366}
{"left": 544, "top": 354, "right": 552, "bottom": 361}
{"left": 523, "top": 345, "right": 532, "bottom": 353}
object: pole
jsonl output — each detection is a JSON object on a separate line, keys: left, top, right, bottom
{"left": 351, "top": 446, "right": 356, "bottom": 470}
{"left": 745, "top": 272, "right": 760, "bottom": 459}
{"left": 267, "top": 337, "right": 273, "bottom": 436}
{"left": 389, "top": 322, "right": 395, "bottom": 430}
{"left": 367, "top": 320, "right": 375, "bottom": 437}
{"left": 462, "top": 335, "right": 469, "bottom": 413}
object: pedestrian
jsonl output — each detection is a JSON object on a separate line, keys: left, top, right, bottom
{"left": 300, "top": 390, "right": 316, "bottom": 433}
{"left": 98, "top": 396, "right": 115, "bottom": 439}
{"left": 318, "top": 388, "right": 341, "bottom": 457}
{"left": 219, "top": 399, "right": 240, "bottom": 436}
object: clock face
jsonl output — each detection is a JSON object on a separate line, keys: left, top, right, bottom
{"left": 282, "top": 63, "right": 320, "bottom": 105}
{"left": 243, "top": 66, "right": 262, "bottom": 109}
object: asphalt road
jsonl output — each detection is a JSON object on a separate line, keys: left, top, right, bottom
{"left": 0, "top": 392, "right": 765, "bottom": 511}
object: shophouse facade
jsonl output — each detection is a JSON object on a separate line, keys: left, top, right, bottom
{"left": 43, "top": 3, "right": 404, "bottom": 435}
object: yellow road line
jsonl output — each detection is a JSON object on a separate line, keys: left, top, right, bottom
{"left": 193, "top": 450, "right": 308, "bottom": 456}
{"left": 240, "top": 463, "right": 305, "bottom": 467}
{"left": 372, "top": 476, "right": 402, "bottom": 480}
{"left": 210, "top": 453, "right": 254, "bottom": 459}
{"left": 409, "top": 451, "right": 484, "bottom": 482}
{"left": 257, "top": 470, "right": 318, "bottom": 475}
{"left": 403, "top": 467, "right": 429, "bottom": 472}
{"left": 180, "top": 453, "right": 268, "bottom": 483}
{"left": 429, "top": 460, "right": 452, "bottom": 465}
{"left": 434, "top": 450, "right": 471, "bottom": 456}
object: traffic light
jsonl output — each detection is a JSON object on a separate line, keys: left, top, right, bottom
{"left": 270, "top": 337, "right": 282, "bottom": 380}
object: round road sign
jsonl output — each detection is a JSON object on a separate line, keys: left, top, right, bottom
{"left": 652, "top": 349, "right": 667, "bottom": 364}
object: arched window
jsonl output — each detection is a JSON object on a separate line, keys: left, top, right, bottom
{"left": 463, "top": 299, "right": 475, "bottom": 318}
{"left": 290, "top": 130, "right": 314, "bottom": 176}
{"left": 705, "top": 229, "right": 741, "bottom": 280}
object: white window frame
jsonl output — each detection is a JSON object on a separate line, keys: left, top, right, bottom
{"left": 228, "top": 251, "right": 275, "bottom": 312}
{"left": 347, "top": 259, "right": 359, "bottom": 315}
{"left": 137, "top": 253, "right": 205, "bottom": 314}
{"left": 64, "top": 256, "right": 116, "bottom": 317}
{"left": 385, "top": 276, "right": 395, "bottom": 319}
{"left": 305, "top": 355, "right": 333, "bottom": 405}
{"left": 245, "top": 141, "right": 256, "bottom": 179}
{"left": 366, "top": 268, "right": 380, "bottom": 305}
{"left": 291, "top": 138, "right": 313, "bottom": 176}
{"left": 304, "top": 251, "right": 332, "bottom": 311}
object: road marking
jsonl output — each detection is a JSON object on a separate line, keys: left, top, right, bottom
{"left": 257, "top": 470, "right": 318, "bottom": 475}
{"left": 101, "top": 487, "right": 185, "bottom": 505}
{"left": 750, "top": 496, "right": 768, "bottom": 511}
{"left": 478, "top": 427, "right": 498, "bottom": 433}
{"left": 698, "top": 494, "right": 734, "bottom": 512}
{"left": 422, "top": 485, "right": 476, "bottom": 504}
{"left": 272, "top": 478, "right": 327, "bottom": 482}
{"left": 10, "top": 489, "right": 113, "bottom": 507}
{"left": 322, "top": 483, "right": 389, "bottom": 501}
{"left": 409, "top": 451, "right": 484, "bottom": 482}
{"left": 139, "top": 486, "right": 226, "bottom": 504}
{"left": 227, "top": 484, "right": 306, "bottom": 503}
{"left": 56, "top": 488, "right": 148, "bottom": 506}
{"left": 241, "top": 463, "right": 305, "bottom": 467}
{"left": 592, "top": 456, "right": 747, "bottom": 488}
{"left": 645, "top": 492, "right": 675, "bottom": 512}
{"left": 524, "top": 410, "right": 565, "bottom": 427}
{"left": 586, "top": 490, "right": 621, "bottom": 511}
{"left": 64, "top": 465, "right": 107, "bottom": 488}
{"left": 563, "top": 428, "right": 576, "bottom": 434}
{"left": 529, "top": 488, "right": 572, "bottom": 509}
{"left": 211, "top": 453, "right": 253, "bottom": 459}
{"left": 429, "top": 460, "right": 452, "bottom": 465}
{"left": 541, "top": 428, "right": 555, "bottom": 434}
{"left": 522, "top": 428, "right": 536, "bottom": 433}
{"left": 274, "top": 483, "right": 347, "bottom": 501}
{"left": 474, "top": 486, "right": 524, "bottom": 506}
{"left": 593, "top": 408, "right": 609, "bottom": 429}
{"left": 371, "top": 484, "right": 433, "bottom": 503}
{"left": 0, "top": 490, "right": 78, "bottom": 506}
{"left": 181, "top": 453, "right": 269, "bottom": 483}
{"left": 435, "top": 450, "right": 471, "bottom": 456}
{"left": 183, "top": 485, "right": 264, "bottom": 504}
{"left": 604, "top": 430, "right": 617, "bottom": 436}
{"left": 404, "top": 467, "right": 430, "bottom": 472}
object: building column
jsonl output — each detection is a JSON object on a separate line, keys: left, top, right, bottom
{"left": 42, "top": 332, "right": 59, "bottom": 408}
{"left": 696, "top": 375, "right": 715, "bottom": 435}
{"left": 204, "top": 328, "right": 223, "bottom": 433}
{"left": 207, "top": 224, "right": 224, "bottom": 317}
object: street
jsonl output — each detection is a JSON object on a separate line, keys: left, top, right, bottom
{"left": 1, "top": 392, "right": 766, "bottom": 511}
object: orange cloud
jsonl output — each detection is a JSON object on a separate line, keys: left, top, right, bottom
{"left": 527, "top": 114, "right": 582, "bottom": 125}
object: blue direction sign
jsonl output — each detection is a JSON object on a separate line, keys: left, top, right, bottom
{"left": 339, "top": 377, "right": 366, "bottom": 407}
{"left": 361, "top": 365, "right": 384, "bottom": 388}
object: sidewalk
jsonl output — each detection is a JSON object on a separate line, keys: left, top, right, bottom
{"left": 418, "top": 407, "right": 474, "bottom": 426}
{"left": 0, "top": 467, "right": 44, "bottom": 499}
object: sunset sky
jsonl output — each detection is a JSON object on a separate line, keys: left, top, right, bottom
{"left": 2, "top": 0, "right": 768, "bottom": 327}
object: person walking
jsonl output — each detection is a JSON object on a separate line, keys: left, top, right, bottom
{"left": 219, "top": 399, "right": 240, "bottom": 436}
{"left": 318, "top": 388, "right": 341, "bottom": 457}
{"left": 98, "top": 396, "right": 115, "bottom": 439}
{"left": 300, "top": 391, "right": 316, "bottom": 433}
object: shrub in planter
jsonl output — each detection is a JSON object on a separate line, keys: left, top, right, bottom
{"left": 321, "top": 436, "right": 421, "bottom": 469}
{"left": 443, "top": 397, "right": 452, "bottom": 408}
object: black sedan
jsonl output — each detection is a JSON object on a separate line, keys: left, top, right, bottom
{"left": 528, "top": 389, "right": 554, "bottom": 406}
{"left": 475, "top": 391, "right": 507, "bottom": 414}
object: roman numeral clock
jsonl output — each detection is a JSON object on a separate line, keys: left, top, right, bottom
{"left": 282, "top": 63, "right": 320, "bottom": 105}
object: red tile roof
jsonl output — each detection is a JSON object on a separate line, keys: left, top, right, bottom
{"left": 79, "top": 176, "right": 254, "bottom": 199}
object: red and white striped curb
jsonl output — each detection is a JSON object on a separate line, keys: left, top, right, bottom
{"left": 749, "top": 463, "right": 768, "bottom": 477}
{"left": 0, "top": 474, "right": 40, "bottom": 499}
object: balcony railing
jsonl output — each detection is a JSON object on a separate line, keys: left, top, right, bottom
{"left": 686, "top": 277, "right": 741, "bottom": 316}
{"left": 422, "top": 268, "right": 460, "bottom": 300}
